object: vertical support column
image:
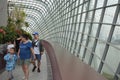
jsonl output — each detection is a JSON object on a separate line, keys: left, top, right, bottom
{"left": 0, "top": 0, "right": 8, "bottom": 26}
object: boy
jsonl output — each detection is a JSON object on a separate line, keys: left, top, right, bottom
{"left": 4, "top": 47, "right": 17, "bottom": 80}
{"left": 7, "top": 40, "right": 14, "bottom": 52}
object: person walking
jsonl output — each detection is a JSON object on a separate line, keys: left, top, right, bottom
{"left": 4, "top": 47, "right": 17, "bottom": 80}
{"left": 7, "top": 40, "right": 14, "bottom": 52}
{"left": 17, "top": 34, "right": 35, "bottom": 80}
{"left": 32, "top": 32, "right": 44, "bottom": 73}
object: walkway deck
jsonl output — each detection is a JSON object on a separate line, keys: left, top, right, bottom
{"left": 0, "top": 54, "right": 49, "bottom": 80}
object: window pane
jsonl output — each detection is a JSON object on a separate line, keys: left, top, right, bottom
{"left": 99, "top": 24, "right": 111, "bottom": 41}
{"left": 83, "top": 2, "right": 88, "bottom": 12}
{"left": 105, "top": 46, "right": 120, "bottom": 73}
{"left": 77, "top": 33, "right": 82, "bottom": 42}
{"left": 81, "top": 13, "right": 86, "bottom": 22}
{"left": 116, "top": 14, "right": 120, "bottom": 25}
{"left": 86, "top": 11, "right": 93, "bottom": 22}
{"left": 88, "top": 37, "right": 95, "bottom": 49}
{"left": 80, "top": 23, "right": 84, "bottom": 32}
{"left": 95, "top": 41, "right": 106, "bottom": 59}
{"left": 78, "top": 6, "right": 82, "bottom": 14}
{"left": 91, "top": 24, "right": 99, "bottom": 37}
{"left": 75, "top": 42, "right": 80, "bottom": 56}
{"left": 107, "top": 0, "right": 118, "bottom": 6}
{"left": 96, "top": 0, "right": 104, "bottom": 8}
{"left": 77, "top": 15, "right": 81, "bottom": 22}
{"left": 93, "top": 9, "right": 102, "bottom": 22}
{"left": 101, "top": 64, "right": 115, "bottom": 80}
{"left": 78, "top": 46, "right": 84, "bottom": 59}
{"left": 111, "top": 26, "right": 120, "bottom": 48}
{"left": 91, "top": 55, "right": 101, "bottom": 71}
{"left": 84, "top": 49, "right": 91, "bottom": 64}
{"left": 84, "top": 23, "right": 90, "bottom": 34}
{"left": 82, "top": 35, "right": 87, "bottom": 46}
{"left": 103, "top": 6, "right": 116, "bottom": 23}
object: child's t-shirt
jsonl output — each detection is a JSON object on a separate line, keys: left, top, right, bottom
{"left": 4, "top": 53, "right": 17, "bottom": 71}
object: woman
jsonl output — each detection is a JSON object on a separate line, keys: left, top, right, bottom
{"left": 18, "top": 34, "right": 35, "bottom": 80}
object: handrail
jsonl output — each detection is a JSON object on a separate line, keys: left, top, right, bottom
{"left": 42, "top": 40, "right": 62, "bottom": 80}
{"left": 42, "top": 41, "right": 107, "bottom": 80}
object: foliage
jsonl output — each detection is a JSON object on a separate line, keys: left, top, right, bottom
{"left": 0, "top": 26, "right": 32, "bottom": 44}
{"left": 19, "top": 29, "right": 32, "bottom": 40}
{"left": 8, "top": 6, "right": 28, "bottom": 30}
{"left": 0, "top": 5, "right": 32, "bottom": 44}
{"left": 0, "top": 26, "right": 6, "bottom": 43}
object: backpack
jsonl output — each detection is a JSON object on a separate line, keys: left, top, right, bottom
{"left": 32, "top": 39, "right": 44, "bottom": 53}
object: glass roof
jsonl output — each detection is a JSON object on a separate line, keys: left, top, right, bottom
{"left": 8, "top": 0, "right": 54, "bottom": 34}
{"left": 24, "top": 18, "right": 43, "bottom": 35}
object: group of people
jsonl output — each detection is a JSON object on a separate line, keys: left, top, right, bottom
{"left": 4, "top": 32, "right": 44, "bottom": 80}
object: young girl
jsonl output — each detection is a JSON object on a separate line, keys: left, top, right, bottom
{"left": 4, "top": 47, "right": 17, "bottom": 80}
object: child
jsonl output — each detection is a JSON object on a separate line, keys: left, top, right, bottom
{"left": 7, "top": 40, "right": 14, "bottom": 52}
{"left": 4, "top": 47, "right": 17, "bottom": 80}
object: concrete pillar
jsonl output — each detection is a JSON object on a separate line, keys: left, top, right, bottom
{"left": 0, "top": 0, "right": 8, "bottom": 26}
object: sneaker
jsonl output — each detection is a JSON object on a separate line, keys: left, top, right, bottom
{"left": 11, "top": 78, "right": 14, "bottom": 80}
{"left": 11, "top": 77, "right": 14, "bottom": 80}
{"left": 37, "top": 68, "right": 41, "bottom": 73}
{"left": 22, "top": 77, "right": 25, "bottom": 80}
{"left": 32, "top": 66, "right": 37, "bottom": 72}
{"left": 22, "top": 77, "right": 28, "bottom": 80}
{"left": 8, "top": 77, "right": 14, "bottom": 80}
{"left": 24, "top": 78, "right": 28, "bottom": 80}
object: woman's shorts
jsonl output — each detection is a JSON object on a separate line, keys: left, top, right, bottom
{"left": 19, "top": 59, "right": 30, "bottom": 65}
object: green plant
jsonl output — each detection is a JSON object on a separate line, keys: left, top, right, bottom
{"left": 0, "top": 26, "right": 32, "bottom": 44}
{"left": 0, "top": 4, "right": 32, "bottom": 44}
{"left": 0, "top": 27, "right": 6, "bottom": 44}
{"left": 8, "top": 5, "right": 29, "bottom": 30}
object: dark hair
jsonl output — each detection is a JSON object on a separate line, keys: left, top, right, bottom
{"left": 16, "top": 34, "right": 20, "bottom": 38}
{"left": 10, "top": 47, "right": 15, "bottom": 51}
{"left": 21, "top": 34, "right": 29, "bottom": 40}
{"left": 9, "top": 40, "right": 14, "bottom": 44}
